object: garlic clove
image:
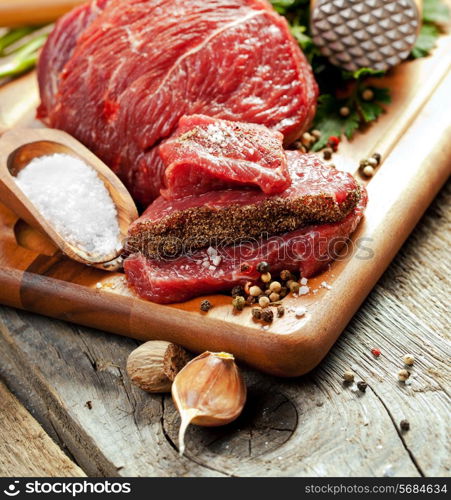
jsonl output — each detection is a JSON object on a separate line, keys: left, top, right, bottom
{"left": 126, "top": 340, "right": 191, "bottom": 393}
{"left": 172, "top": 351, "right": 246, "bottom": 455}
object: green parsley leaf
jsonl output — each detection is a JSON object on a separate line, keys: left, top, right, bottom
{"left": 411, "top": 24, "right": 441, "bottom": 58}
{"left": 423, "top": 0, "right": 451, "bottom": 25}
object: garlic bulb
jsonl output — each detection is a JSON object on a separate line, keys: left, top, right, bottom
{"left": 171, "top": 351, "right": 246, "bottom": 455}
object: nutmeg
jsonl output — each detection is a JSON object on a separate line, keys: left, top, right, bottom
{"left": 172, "top": 351, "right": 246, "bottom": 455}
{"left": 126, "top": 341, "right": 191, "bottom": 393}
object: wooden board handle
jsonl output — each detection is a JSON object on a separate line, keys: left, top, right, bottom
{"left": 0, "top": 0, "right": 85, "bottom": 27}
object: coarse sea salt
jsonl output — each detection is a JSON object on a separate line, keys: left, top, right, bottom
{"left": 15, "top": 153, "right": 121, "bottom": 258}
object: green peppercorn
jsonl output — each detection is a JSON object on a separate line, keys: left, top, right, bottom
{"left": 232, "top": 296, "right": 246, "bottom": 311}
{"left": 200, "top": 300, "right": 212, "bottom": 312}
{"left": 257, "top": 261, "right": 270, "bottom": 273}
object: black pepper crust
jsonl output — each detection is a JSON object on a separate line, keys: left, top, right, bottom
{"left": 126, "top": 186, "right": 361, "bottom": 259}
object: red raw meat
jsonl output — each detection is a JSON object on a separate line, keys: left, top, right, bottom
{"left": 160, "top": 115, "right": 291, "bottom": 199}
{"left": 37, "top": 0, "right": 318, "bottom": 205}
{"left": 126, "top": 152, "right": 362, "bottom": 259}
{"left": 124, "top": 189, "right": 367, "bottom": 304}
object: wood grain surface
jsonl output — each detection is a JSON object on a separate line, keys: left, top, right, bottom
{"left": 0, "top": 57, "right": 450, "bottom": 376}
{"left": 0, "top": 380, "right": 85, "bottom": 477}
{"left": 0, "top": 181, "right": 449, "bottom": 476}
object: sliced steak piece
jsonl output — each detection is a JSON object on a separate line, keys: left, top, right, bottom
{"left": 124, "top": 189, "right": 367, "bottom": 304}
{"left": 37, "top": 0, "right": 318, "bottom": 205}
{"left": 160, "top": 115, "right": 291, "bottom": 199}
{"left": 126, "top": 152, "right": 361, "bottom": 259}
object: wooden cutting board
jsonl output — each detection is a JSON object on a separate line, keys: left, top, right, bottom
{"left": 0, "top": 30, "right": 450, "bottom": 377}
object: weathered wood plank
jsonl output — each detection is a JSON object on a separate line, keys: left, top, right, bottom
{"left": 0, "top": 380, "right": 85, "bottom": 477}
{"left": 0, "top": 182, "right": 448, "bottom": 477}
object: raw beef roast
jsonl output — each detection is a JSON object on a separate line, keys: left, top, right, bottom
{"left": 37, "top": 0, "right": 318, "bottom": 205}
{"left": 126, "top": 151, "right": 362, "bottom": 259}
{"left": 160, "top": 115, "right": 291, "bottom": 199}
{"left": 124, "top": 190, "right": 367, "bottom": 304}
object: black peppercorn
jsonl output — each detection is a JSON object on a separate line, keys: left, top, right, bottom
{"left": 257, "top": 261, "right": 270, "bottom": 273}
{"left": 372, "top": 152, "right": 381, "bottom": 165}
{"left": 240, "top": 263, "right": 250, "bottom": 272}
{"left": 261, "top": 309, "right": 274, "bottom": 323}
{"left": 400, "top": 419, "right": 410, "bottom": 432}
{"left": 200, "top": 300, "right": 212, "bottom": 312}
{"left": 323, "top": 147, "right": 333, "bottom": 160}
{"left": 280, "top": 270, "right": 292, "bottom": 281}
{"left": 231, "top": 285, "right": 244, "bottom": 298}
{"left": 252, "top": 307, "right": 262, "bottom": 320}
{"left": 246, "top": 295, "right": 257, "bottom": 305}
{"left": 277, "top": 306, "right": 285, "bottom": 318}
{"left": 357, "top": 380, "right": 367, "bottom": 392}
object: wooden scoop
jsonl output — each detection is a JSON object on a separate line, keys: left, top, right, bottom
{"left": 0, "top": 128, "right": 138, "bottom": 271}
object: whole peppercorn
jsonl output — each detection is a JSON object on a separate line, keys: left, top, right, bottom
{"left": 261, "top": 309, "right": 274, "bottom": 323}
{"left": 289, "top": 281, "right": 300, "bottom": 294}
{"left": 246, "top": 295, "right": 257, "bottom": 305}
{"left": 323, "top": 147, "right": 333, "bottom": 160}
{"left": 301, "top": 132, "right": 313, "bottom": 147}
{"left": 249, "top": 285, "right": 263, "bottom": 297}
{"left": 372, "top": 152, "right": 382, "bottom": 165}
{"left": 277, "top": 305, "right": 285, "bottom": 318}
{"left": 200, "top": 300, "right": 212, "bottom": 312}
{"left": 257, "top": 261, "right": 270, "bottom": 273}
{"left": 251, "top": 307, "right": 262, "bottom": 320}
{"left": 261, "top": 272, "right": 272, "bottom": 283}
{"left": 280, "top": 270, "right": 292, "bottom": 281}
{"left": 343, "top": 371, "right": 355, "bottom": 383}
{"left": 362, "top": 88, "right": 374, "bottom": 101}
{"left": 311, "top": 129, "right": 321, "bottom": 139}
{"left": 400, "top": 419, "right": 410, "bottom": 432}
{"left": 279, "top": 287, "right": 288, "bottom": 298}
{"left": 362, "top": 165, "right": 375, "bottom": 177}
{"left": 403, "top": 354, "right": 415, "bottom": 366}
{"left": 232, "top": 296, "right": 246, "bottom": 311}
{"left": 367, "top": 157, "right": 378, "bottom": 167}
{"left": 231, "top": 285, "right": 244, "bottom": 298}
{"left": 269, "top": 281, "right": 282, "bottom": 293}
{"left": 359, "top": 158, "right": 368, "bottom": 168}
{"left": 258, "top": 296, "right": 270, "bottom": 308}
{"left": 240, "top": 263, "right": 250, "bottom": 272}
{"left": 398, "top": 369, "right": 410, "bottom": 382}
{"left": 339, "top": 106, "right": 350, "bottom": 117}
{"left": 357, "top": 380, "right": 368, "bottom": 392}
{"left": 269, "top": 292, "right": 280, "bottom": 303}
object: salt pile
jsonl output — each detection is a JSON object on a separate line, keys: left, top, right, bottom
{"left": 15, "top": 153, "right": 121, "bottom": 258}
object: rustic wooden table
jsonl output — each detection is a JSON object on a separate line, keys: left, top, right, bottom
{"left": 0, "top": 179, "right": 449, "bottom": 477}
